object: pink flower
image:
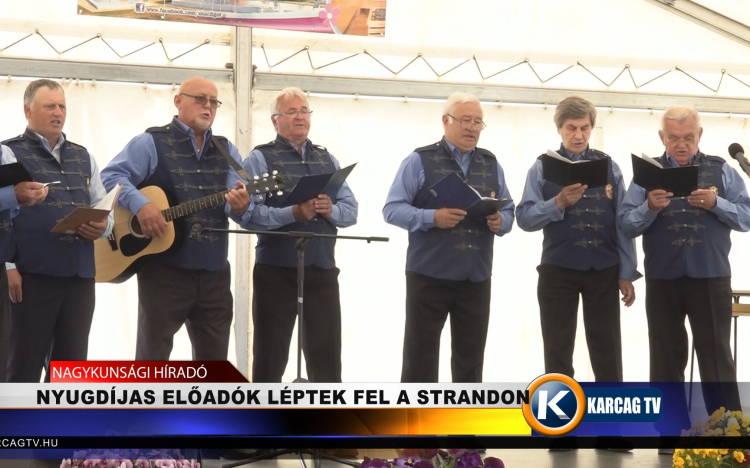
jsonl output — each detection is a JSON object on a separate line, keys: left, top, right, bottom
{"left": 318, "top": 4, "right": 339, "bottom": 28}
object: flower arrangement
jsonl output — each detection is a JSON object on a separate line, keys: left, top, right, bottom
{"left": 60, "top": 450, "right": 200, "bottom": 468}
{"left": 361, "top": 449, "right": 504, "bottom": 468}
{"left": 672, "top": 407, "right": 750, "bottom": 467}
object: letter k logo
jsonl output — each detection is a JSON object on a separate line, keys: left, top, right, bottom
{"left": 536, "top": 390, "right": 570, "bottom": 420}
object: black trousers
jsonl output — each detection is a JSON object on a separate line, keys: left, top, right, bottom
{"left": 646, "top": 276, "right": 740, "bottom": 413}
{"left": 6, "top": 273, "right": 95, "bottom": 383}
{"left": 136, "top": 262, "right": 233, "bottom": 361}
{"left": 0, "top": 266, "right": 9, "bottom": 382}
{"left": 537, "top": 264, "right": 623, "bottom": 382}
{"left": 252, "top": 263, "right": 342, "bottom": 383}
{"left": 401, "top": 271, "right": 492, "bottom": 383}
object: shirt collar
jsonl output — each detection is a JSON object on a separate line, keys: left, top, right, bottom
{"left": 665, "top": 152, "right": 698, "bottom": 166}
{"left": 560, "top": 144, "right": 587, "bottom": 161}
{"left": 442, "top": 137, "right": 475, "bottom": 159}
{"left": 173, "top": 117, "right": 211, "bottom": 141}
{"left": 278, "top": 135, "right": 309, "bottom": 156}
{"left": 31, "top": 130, "right": 64, "bottom": 153}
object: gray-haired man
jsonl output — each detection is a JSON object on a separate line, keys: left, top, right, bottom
{"left": 517, "top": 95, "right": 639, "bottom": 382}
{"left": 383, "top": 92, "right": 515, "bottom": 383}
{"left": 241, "top": 87, "right": 358, "bottom": 383}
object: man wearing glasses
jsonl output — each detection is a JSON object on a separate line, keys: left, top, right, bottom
{"left": 102, "top": 76, "right": 252, "bottom": 361}
{"left": 241, "top": 87, "right": 358, "bottom": 382}
{"left": 620, "top": 107, "right": 750, "bottom": 418}
{"left": 383, "top": 92, "right": 514, "bottom": 382}
{"left": 516, "top": 96, "right": 639, "bottom": 385}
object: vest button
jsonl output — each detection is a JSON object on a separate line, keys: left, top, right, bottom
{"left": 682, "top": 209, "right": 686, "bottom": 212}
{"left": 468, "top": 244, "right": 472, "bottom": 248}
{"left": 468, "top": 230, "right": 472, "bottom": 233}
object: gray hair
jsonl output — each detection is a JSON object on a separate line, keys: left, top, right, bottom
{"left": 270, "top": 87, "right": 308, "bottom": 115}
{"left": 442, "top": 92, "right": 481, "bottom": 116}
{"left": 24, "top": 79, "right": 63, "bottom": 109}
{"left": 661, "top": 106, "right": 701, "bottom": 132}
{"left": 554, "top": 96, "right": 596, "bottom": 128}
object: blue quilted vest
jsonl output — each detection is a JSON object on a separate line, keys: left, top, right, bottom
{"left": 643, "top": 152, "right": 730, "bottom": 279}
{"left": 139, "top": 119, "right": 230, "bottom": 271}
{"left": 539, "top": 146, "right": 619, "bottom": 272}
{"left": 406, "top": 140, "right": 499, "bottom": 282}
{"left": 254, "top": 135, "right": 338, "bottom": 268}
{"left": 2, "top": 128, "right": 94, "bottom": 277}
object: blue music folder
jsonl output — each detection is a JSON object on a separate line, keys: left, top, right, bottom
{"left": 428, "top": 172, "right": 512, "bottom": 217}
{"left": 282, "top": 163, "right": 356, "bottom": 207}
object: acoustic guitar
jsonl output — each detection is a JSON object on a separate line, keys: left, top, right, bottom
{"left": 94, "top": 174, "right": 283, "bottom": 283}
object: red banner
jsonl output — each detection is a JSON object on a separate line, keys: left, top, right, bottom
{"left": 49, "top": 361, "right": 248, "bottom": 383}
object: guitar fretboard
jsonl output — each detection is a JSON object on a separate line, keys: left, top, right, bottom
{"left": 161, "top": 189, "right": 232, "bottom": 222}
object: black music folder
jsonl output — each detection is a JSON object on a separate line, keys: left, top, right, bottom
{"left": 428, "top": 172, "right": 512, "bottom": 217}
{"left": 541, "top": 149, "right": 609, "bottom": 188}
{"left": 0, "top": 163, "right": 33, "bottom": 188}
{"left": 631, "top": 153, "right": 698, "bottom": 197}
{"left": 283, "top": 163, "right": 356, "bottom": 207}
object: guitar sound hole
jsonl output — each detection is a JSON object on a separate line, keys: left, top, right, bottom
{"left": 130, "top": 216, "right": 145, "bottom": 238}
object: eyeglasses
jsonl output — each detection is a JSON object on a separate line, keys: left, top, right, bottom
{"left": 273, "top": 109, "right": 314, "bottom": 117}
{"left": 666, "top": 135, "right": 696, "bottom": 145}
{"left": 447, "top": 114, "right": 486, "bottom": 129}
{"left": 180, "top": 93, "right": 222, "bottom": 109}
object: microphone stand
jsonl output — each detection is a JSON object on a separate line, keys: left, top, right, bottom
{"left": 200, "top": 226, "right": 387, "bottom": 384}
{"left": 199, "top": 225, "right": 387, "bottom": 468}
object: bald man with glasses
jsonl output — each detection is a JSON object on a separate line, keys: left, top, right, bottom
{"left": 102, "top": 76, "right": 253, "bottom": 362}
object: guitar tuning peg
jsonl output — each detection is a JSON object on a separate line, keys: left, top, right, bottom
{"left": 272, "top": 170, "right": 279, "bottom": 175}
{"left": 253, "top": 175, "right": 259, "bottom": 180}
{"left": 277, "top": 191, "right": 284, "bottom": 196}
{"left": 262, "top": 173, "right": 269, "bottom": 178}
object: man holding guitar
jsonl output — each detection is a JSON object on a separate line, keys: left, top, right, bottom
{"left": 101, "top": 77, "right": 252, "bottom": 362}
{"left": 242, "top": 87, "right": 358, "bottom": 383}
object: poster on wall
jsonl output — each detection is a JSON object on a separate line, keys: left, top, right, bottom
{"left": 77, "top": 0, "right": 387, "bottom": 37}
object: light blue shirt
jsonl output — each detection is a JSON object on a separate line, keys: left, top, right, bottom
{"left": 2, "top": 132, "right": 114, "bottom": 271}
{"left": 0, "top": 144, "right": 17, "bottom": 212}
{"left": 619, "top": 152, "right": 750, "bottom": 237}
{"left": 516, "top": 148, "right": 640, "bottom": 281}
{"left": 240, "top": 137, "right": 358, "bottom": 230}
{"left": 100, "top": 118, "right": 253, "bottom": 226}
{"left": 382, "top": 139, "right": 514, "bottom": 235}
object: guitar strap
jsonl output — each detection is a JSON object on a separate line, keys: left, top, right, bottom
{"left": 211, "top": 135, "right": 251, "bottom": 182}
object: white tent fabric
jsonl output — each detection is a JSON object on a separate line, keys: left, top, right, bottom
{"left": 1, "top": 0, "right": 750, "bottom": 384}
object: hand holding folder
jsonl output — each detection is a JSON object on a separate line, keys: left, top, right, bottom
{"left": 282, "top": 163, "right": 356, "bottom": 207}
{"left": 631, "top": 153, "right": 698, "bottom": 197}
{"left": 51, "top": 184, "right": 122, "bottom": 234}
{"left": 428, "top": 172, "right": 512, "bottom": 218}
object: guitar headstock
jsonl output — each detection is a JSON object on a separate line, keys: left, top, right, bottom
{"left": 247, "top": 170, "right": 285, "bottom": 197}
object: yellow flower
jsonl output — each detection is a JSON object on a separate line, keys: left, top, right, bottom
{"left": 735, "top": 451, "right": 745, "bottom": 463}
{"left": 742, "top": 416, "right": 750, "bottom": 428}
{"left": 719, "top": 449, "right": 730, "bottom": 455}
{"left": 673, "top": 456, "right": 685, "bottom": 467}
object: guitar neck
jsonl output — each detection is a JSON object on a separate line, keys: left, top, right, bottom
{"left": 161, "top": 189, "right": 230, "bottom": 222}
